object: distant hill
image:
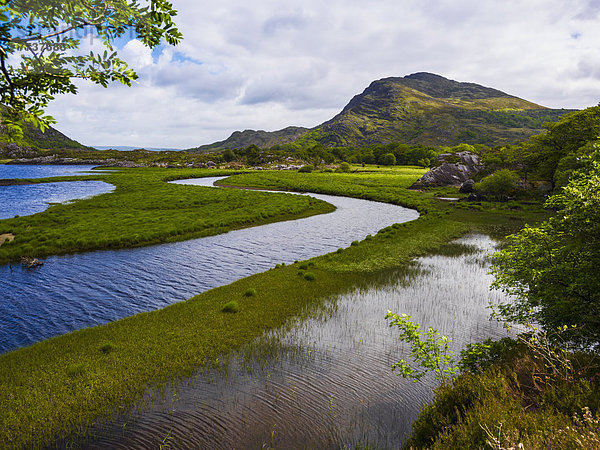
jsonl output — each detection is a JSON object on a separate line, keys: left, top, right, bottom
{"left": 190, "top": 73, "right": 574, "bottom": 151}
{"left": 93, "top": 146, "right": 183, "bottom": 152}
{"left": 0, "top": 122, "right": 91, "bottom": 150}
{"left": 189, "top": 126, "right": 310, "bottom": 152}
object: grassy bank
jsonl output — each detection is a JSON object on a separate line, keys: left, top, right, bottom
{"left": 405, "top": 343, "right": 600, "bottom": 449}
{"left": 0, "top": 167, "right": 549, "bottom": 448}
{"left": 0, "top": 168, "right": 334, "bottom": 264}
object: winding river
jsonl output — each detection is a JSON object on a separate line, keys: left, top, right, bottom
{"left": 0, "top": 175, "right": 418, "bottom": 353}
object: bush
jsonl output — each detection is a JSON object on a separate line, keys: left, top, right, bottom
{"left": 304, "top": 272, "right": 315, "bottom": 281}
{"left": 380, "top": 153, "right": 396, "bottom": 166}
{"left": 243, "top": 288, "right": 256, "bottom": 297}
{"left": 99, "top": 342, "right": 116, "bottom": 354}
{"left": 338, "top": 162, "right": 351, "bottom": 172}
{"left": 221, "top": 301, "right": 240, "bottom": 313}
{"left": 298, "top": 165, "right": 314, "bottom": 173}
{"left": 474, "top": 169, "right": 519, "bottom": 200}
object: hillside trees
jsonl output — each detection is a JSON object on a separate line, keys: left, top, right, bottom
{"left": 525, "top": 105, "right": 600, "bottom": 187}
{"left": 0, "top": 0, "right": 181, "bottom": 137}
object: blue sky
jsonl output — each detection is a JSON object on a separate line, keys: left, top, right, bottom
{"left": 44, "top": 0, "right": 600, "bottom": 149}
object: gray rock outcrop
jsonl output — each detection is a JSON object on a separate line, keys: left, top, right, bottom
{"left": 410, "top": 151, "right": 482, "bottom": 188}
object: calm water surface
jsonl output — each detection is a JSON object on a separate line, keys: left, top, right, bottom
{"left": 1, "top": 180, "right": 114, "bottom": 219}
{"left": 0, "top": 164, "right": 114, "bottom": 219}
{"left": 84, "top": 234, "right": 512, "bottom": 449}
{"left": 0, "top": 176, "right": 418, "bottom": 353}
{"left": 0, "top": 164, "right": 106, "bottom": 179}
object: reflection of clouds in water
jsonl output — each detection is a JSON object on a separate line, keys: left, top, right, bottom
{"left": 85, "top": 234, "right": 513, "bottom": 449}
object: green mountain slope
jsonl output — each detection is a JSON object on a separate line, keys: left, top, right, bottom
{"left": 189, "top": 126, "right": 310, "bottom": 152}
{"left": 0, "top": 122, "right": 91, "bottom": 150}
{"left": 192, "top": 73, "right": 574, "bottom": 150}
{"left": 310, "top": 72, "right": 573, "bottom": 147}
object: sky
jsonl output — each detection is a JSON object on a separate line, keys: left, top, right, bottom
{"left": 42, "top": 0, "right": 600, "bottom": 149}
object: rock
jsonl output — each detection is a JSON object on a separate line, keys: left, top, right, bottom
{"left": 20, "top": 257, "right": 43, "bottom": 268}
{"left": 459, "top": 179, "right": 475, "bottom": 193}
{"left": 410, "top": 152, "right": 483, "bottom": 188}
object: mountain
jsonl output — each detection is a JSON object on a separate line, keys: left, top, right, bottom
{"left": 189, "top": 126, "right": 310, "bottom": 152}
{"left": 191, "top": 73, "right": 574, "bottom": 150}
{"left": 0, "top": 121, "right": 91, "bottom": 150}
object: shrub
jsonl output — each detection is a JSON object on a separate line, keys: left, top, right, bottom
{"left": 304, "top": 272, "right": 315, "bottom": 281}
{"left": 380, "top": 153, "right": 396, "bottom": 166}
{"left": 338, "top": 162, "right": 351, "bottom": 172}
{"left": 221, "top": 301, "right": 240, "bottom": 313}
{"left": 298, "top": 165, "right": 314, "bottom": 173}
{"left": 244, "top": 288, "right": 256, "bottom": 297}
{"left": 298, "top": 263, "right": 309, "bottom": 270}
{"left": 351, "top": 240, "right": 359, "bottom": 246}
{"left": 474, "top": 169, "right": 520, "bottom": 200}
{"left": 99, "top": 342, "right": 116, "bottom": 354}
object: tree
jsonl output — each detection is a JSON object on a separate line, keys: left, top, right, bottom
{"left": 222, "top": 149, "right": 236, "bottom": 162}
{"left": 473, "top": 169, "right": 520, "bottom": 200}
{"left": 491, "top": 152, "right": 600, "bottom": 346}
{"left": 0, "top": 0, "right": 182, "bottom": 136}
{"left": 380, "top": 152, "right": 396, "bottom": 166}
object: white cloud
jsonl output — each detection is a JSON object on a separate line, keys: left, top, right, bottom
{"left": 43, "top": 0, "right": 600, "bottom": 148}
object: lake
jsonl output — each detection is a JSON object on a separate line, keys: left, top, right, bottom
{"left": 0, "top": 164, "right": 114, "bottom": 219}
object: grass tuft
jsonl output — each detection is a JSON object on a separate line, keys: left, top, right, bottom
{"left": 221, "top": 301, "right": 240, "bottom": 313}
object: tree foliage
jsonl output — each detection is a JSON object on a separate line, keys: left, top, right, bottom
{"left": 474, "top": 169, "right": 520, "bottom": 200}
{"left": 0, "top": 0, "right": 182, "bottom": 135}
{"left": 385, "top": 311, "right": 458, "bottom": 381}
{"left": 491, "top": 152, "right": 600, "bottom": 346}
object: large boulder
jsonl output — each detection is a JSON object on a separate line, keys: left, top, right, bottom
{"left": 410, "top": 151, "right": 482, "bottom": 188}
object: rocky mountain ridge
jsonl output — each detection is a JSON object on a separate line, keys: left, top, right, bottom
{"left": 190, "top": 72, "right": 574, "bottom": 151}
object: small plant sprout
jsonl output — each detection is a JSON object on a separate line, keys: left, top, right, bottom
{"left": 385, "top": 311, "right": 458, "bottom": 382}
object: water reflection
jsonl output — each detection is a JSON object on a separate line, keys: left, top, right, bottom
{"left": 83, "top": 235, "right": 511, "bottom": 449}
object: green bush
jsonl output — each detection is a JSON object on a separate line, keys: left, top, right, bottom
{"left": 338, "top": 162, "right": 351, "bottom": 172}
{"left": 298, "top": 165, "right": 314, "bottom": 173}
{"left": 303, "top": 272, "right": 315, "bottom": 281}
{"left": 474, "top": 169, "right": 520, "bottom": 200}
{"left": 243, "top": 288, "right": 256, "bottom": 297}
{"left": 99, "top": 342, "right": 116, "bottom": 354}
{"left": 221, "top": 301, "right": 240, "bottom": 313}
